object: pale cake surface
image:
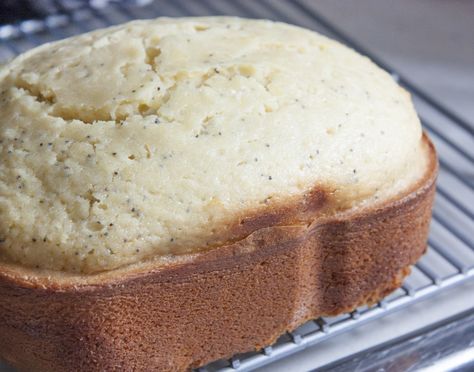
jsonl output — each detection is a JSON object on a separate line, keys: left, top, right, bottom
{"left": 0, "top": 17, "right": 427, "bottom": 273}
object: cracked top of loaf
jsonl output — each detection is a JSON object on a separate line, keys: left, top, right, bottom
{"left": 0, "top": 17, "right": 427, "bottom": 273}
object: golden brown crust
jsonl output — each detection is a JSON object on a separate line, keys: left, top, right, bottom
{"left": 0, "top": 135, "right": 437, "bottom": 371}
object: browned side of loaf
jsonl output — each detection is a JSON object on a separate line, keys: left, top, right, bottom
{"left": 0, "top": 136, "right": 437, "bottom": 371}
{"left": 0, "top": 167, "right": 436, "bottom": 372}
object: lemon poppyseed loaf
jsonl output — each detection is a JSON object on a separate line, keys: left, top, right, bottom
{"left": 0, "top": 17, "right": 436, "bottom": 371}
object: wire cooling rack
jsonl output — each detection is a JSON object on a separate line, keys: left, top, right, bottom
{"left": 0, "top": 1, "right": 472, "bottom": 371}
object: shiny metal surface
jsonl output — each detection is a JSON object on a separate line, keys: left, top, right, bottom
{"left": 319, "top": 309, "right": 474, "bottom": 372}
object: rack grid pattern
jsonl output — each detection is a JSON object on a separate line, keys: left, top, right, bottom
{"left": 0, "top": 1, "right": 472, "bottom": 371}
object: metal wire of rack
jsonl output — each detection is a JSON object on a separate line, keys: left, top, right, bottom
{"left": 0, "top": 1, "right": 472, "bottom": 371}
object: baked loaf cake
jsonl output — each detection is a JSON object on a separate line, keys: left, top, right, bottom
{"left": 0, "top": 17, "right": 436, "bottom": 371}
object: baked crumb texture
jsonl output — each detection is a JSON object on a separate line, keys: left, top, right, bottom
{"left": 0, "top": 165, "right": 436, "bottom": 371}
{"left": 0, "top": 17, "right": 426, "bottom": 273}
